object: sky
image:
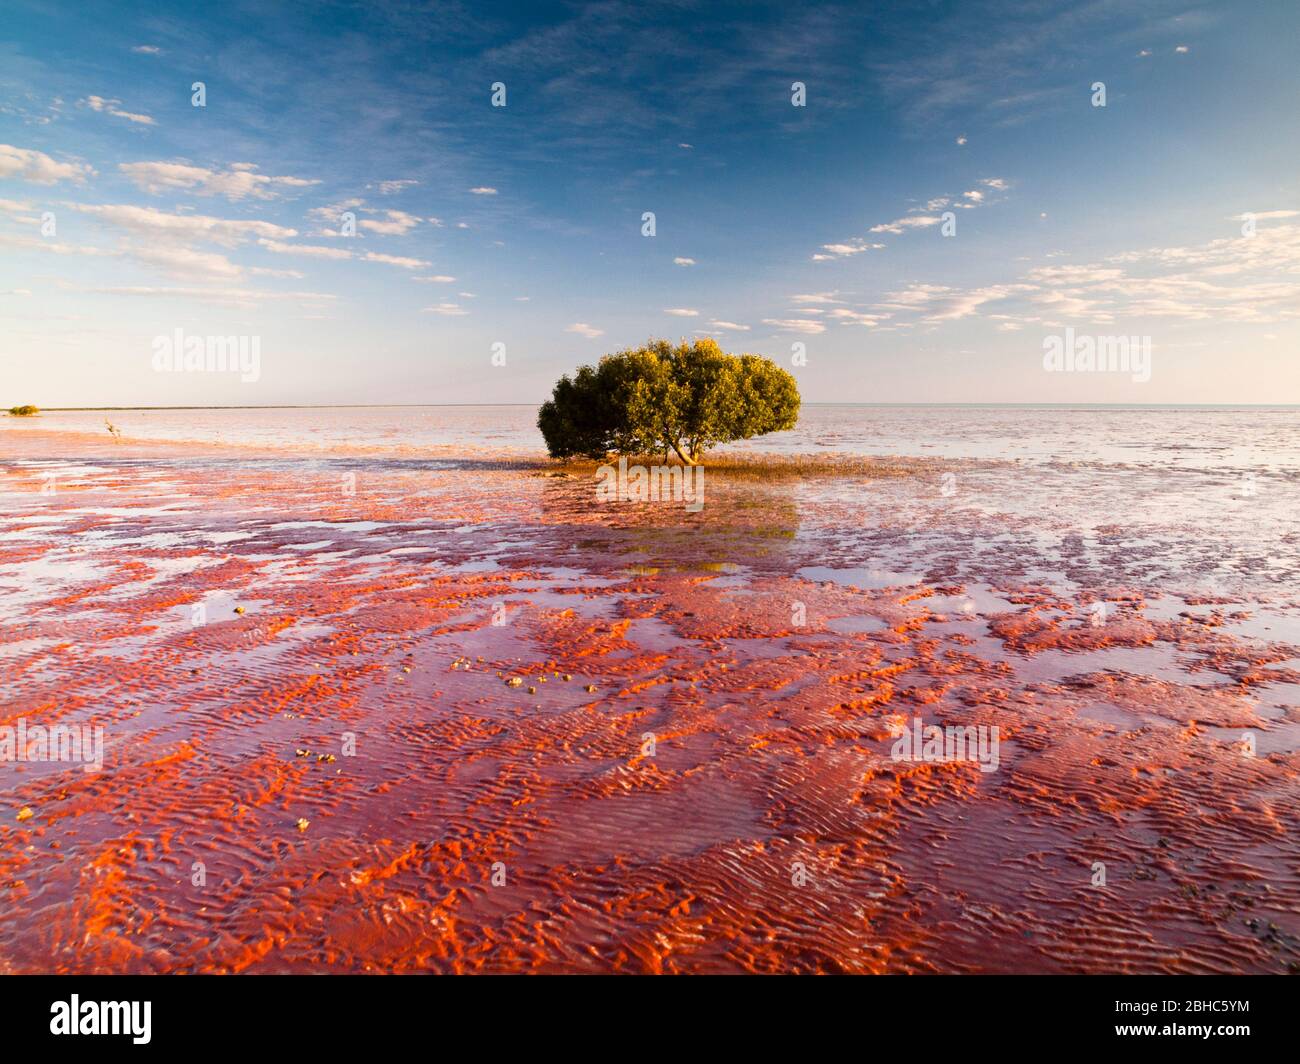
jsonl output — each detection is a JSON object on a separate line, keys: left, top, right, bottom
{"left": 1, "top": 0, "right": 1298, "bottom": 407}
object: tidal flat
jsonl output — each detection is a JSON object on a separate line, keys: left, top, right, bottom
{"left": 1, "top": 406, "right": 1297, "bottom": 973}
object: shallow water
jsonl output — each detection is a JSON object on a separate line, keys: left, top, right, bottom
{"left": 10, "top": 402, "right": 1299, "bottom": 467}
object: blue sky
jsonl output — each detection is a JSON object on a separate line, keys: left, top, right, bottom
{"left": 2, "top": 0, "right": 1297, "bottom": 406}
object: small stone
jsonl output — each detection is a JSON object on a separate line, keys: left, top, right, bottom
{"left": 296, "top": 818, "right": 310, "bottom": 832}
{"left": 16, "top": 807, "right": 34, "bottom": 822}
{"left": 506, "top": 677, "right": 523, "bottom": 687}
{"left": 234, "top": 606, "right": 245, "bottom": 614}
{"left": 585, "top": 684, "right": 597, "bottom": 693}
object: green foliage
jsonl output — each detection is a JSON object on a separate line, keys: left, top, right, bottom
{"left": 7, "top": 405, "right": 39, "bottom": 416}
{"left": 538, "top": 339, "right": 800, "bottom": 463}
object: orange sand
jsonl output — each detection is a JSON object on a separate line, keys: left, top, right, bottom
{"left": 1, "top": 429, "right": 1297, "bottom": 973}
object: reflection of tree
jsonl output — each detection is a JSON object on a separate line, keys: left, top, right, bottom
{"left": 535, "top": 474, "right": 802, "bottom": 577}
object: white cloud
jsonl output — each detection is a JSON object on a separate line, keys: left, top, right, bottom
{"left": 423, "top": 303, "right": 469, "bottom": 316}
{"left": 413, "top": 275, "right": 457, "bottom": 283}
{"left": 259, "top": 238, "right": 352, "bottom": 259}
{"left": 877, "top": 282, "right": 1029, "bottom": 322}
{"left": 374, "top": 179, "right": 418, "bottom": 194}
{"left": 1230, "top": 210, "right": 1299, "bottom": 222}
{"left": 566, "top": 322, "right": 603, "bottom": 338}
{"left": 791, "top": 292, "right": 844, "bottom": 305}
{"left": 833, "top": 179, "right": 1010, "bottom": 254}
{"left": 120, "top": 161, "right": 318, "bottom": 201}
{"left": 77, "top": 284, "right": 336, "bottom": 307}
{"left": 827, "top": 308, "right": 886, "bottom": 326}
{"left": 305, "top": 200, "right": 365, "bottom": 235}
{"left": 249, "top": 266, "right": 304, "bottom": 279}
{"left": 664, "top": 307, "right": 698, "bottom": 316}
{"left": 812, "top": 240, "right": 884, "bottom": 260}
{"left": 866, "top": 221, "right": 1300, "bottom": 330}
{"left": 70, "top": 203, "right": 297, "bottom": 246}
{"left": 363, "top": 251, "right": 430, "bottom": 268}
{"left": 708, "top": 320, "right": 749, "bottom": 331}
{"left": 132, "top": 45, "right": 162, "bottom": 55}
{"left": 469, "top": 186, "right": 498, "bottom": 195}
{"left": 673, "top": 257, "right": 696, "bottom": 266}
{"left": 1024, "top": 265, "right": 1125, "bottom": 285}
{"left": 0, "top": 144, "right": 93, "bottom": 184}
{"left": 81, "top": 96, "right": 155, "bottom": 125}
{"left": 1175, "top": 45, "right": 1189, "bottom": 54}
{"left": 128, "top": 244, "right": 243, "bottom": 280}
{"left": 0, "top": 233, "right": 116, "bottom": 259}
{"left": 762, "top": 318, "right": 825, "bottom": 334}
{"left": 4, "top": 230, "right": 254, "bottom": 285}
{"left": 870, "top": 214, "right": 942, "bottom": 235}
{"left": 359, "top": 210, "right": 422, "bottom": 235}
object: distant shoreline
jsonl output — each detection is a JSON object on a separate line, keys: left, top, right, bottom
{"left": 14, "top": 402, "right": 1300, "bottom": 412}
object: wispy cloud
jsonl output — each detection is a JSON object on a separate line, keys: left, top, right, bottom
{"left": 358, "top": 209, "right": 423, "bottom": 235}
{"left": 870, "top": 215, "right": 943, "bottom": 235}
{"left": 120, "top": 161, "right": 318, "bottom": 200}
{"left": 0, "top": 144, "right": 93, "bottom": 184}
{"left": 259, "top": 238, "right": 350, "bottom": 259}
{"left": 362, "top": 251, "right": 430, "bottom": 269}
{"left": 81, "top": 95, "right": 155, "bottom": 125}
{"left": 762, "top": 318, "right": 825, "bottom": 334}
{"left": 70, "top": 203, "right": 297, "bottom": 246}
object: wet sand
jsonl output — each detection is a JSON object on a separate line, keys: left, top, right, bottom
{"left": 1, "top": 424, "right": 1298, "bottom": 973}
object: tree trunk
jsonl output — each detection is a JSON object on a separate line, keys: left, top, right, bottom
{"left": 670, "top": 440, "right": 700, "bottom": 466}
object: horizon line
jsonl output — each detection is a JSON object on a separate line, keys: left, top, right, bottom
{"left": 13, "top": 402, "right": 1300, "bottom": 412}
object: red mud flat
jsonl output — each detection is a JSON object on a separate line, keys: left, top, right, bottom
{"left": 1, "top": 427, "right": 1298, "bottom": 974}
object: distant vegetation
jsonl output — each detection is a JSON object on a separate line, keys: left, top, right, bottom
{"left": 538, "top": 339, "right": 800, "bottom": 464}
{"left": 7, "top": 405, "right": 39, "bottom": 416}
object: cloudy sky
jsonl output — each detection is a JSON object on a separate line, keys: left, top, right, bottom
{"left": 1, "top": 0, "right": 1297, "bottom": 406}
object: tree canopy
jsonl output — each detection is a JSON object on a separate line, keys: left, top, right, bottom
{"left": 538, "top": 339, "right": 799, "bottom": 464}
